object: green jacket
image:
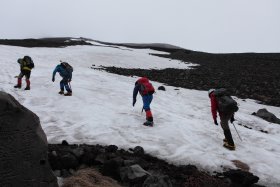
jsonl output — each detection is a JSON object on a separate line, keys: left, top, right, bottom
{"left": 18, "top": 59, "right": 33, "bottom": 71}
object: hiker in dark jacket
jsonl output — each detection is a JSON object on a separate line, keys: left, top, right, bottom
{"left": 133, "top": 77, "right": 155, "bottom": 126}
{"left": 14, "top": 56, "right": 34, "bottom": 90}
{"left": 208, "top": 89, "right": 236, "bottom": 150}
{"left": 52, "top": 62, "right": 72, "bottom": 96}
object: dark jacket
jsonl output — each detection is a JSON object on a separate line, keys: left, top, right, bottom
{"left": 18, "top": 59, "right": 33, "bottom": 72}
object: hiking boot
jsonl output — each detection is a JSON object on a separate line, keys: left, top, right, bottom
{"left": 64, "top": 92, "right": 72, "bottom": 96}
{"left": 223, "top": 142, "right": 235, "bottom": 151}
{"left": 143, "top": 121, "right": 153, "bottom": 127}
{"left": 58, "top": 91, "right": 64, "bottom": 95}
{"left": 14, "top": 85, "right": 21, "bottom": 88}
{"left": 24, "top": 87, "right": 30, "bottom": 90}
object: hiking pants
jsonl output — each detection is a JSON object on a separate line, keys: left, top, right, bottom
{"left": 17, "top": 70, "right": 31, "bottom": 87}
{"left": 220, "top": 113, "right": 235, "bottom": 146}
{"left": 142, "top": 94, "right": 153, "bottom": 121}
{"left": 60, "top": 77, "right": 72, "bottom": 92}
{"left": 18, "top": 70, "right": 31, "bottom": 79}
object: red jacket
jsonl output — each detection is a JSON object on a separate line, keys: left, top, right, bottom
{"left": 210, "top": 92, "right": 218, "bottom": 120}
{"left": 136, "top": 77, "right": 155, "bottom": 96}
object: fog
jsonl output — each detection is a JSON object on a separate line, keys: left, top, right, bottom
{"left": 0, "top": 0, "right": 279, "bottom": 52}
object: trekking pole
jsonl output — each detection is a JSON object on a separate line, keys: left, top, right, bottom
{"left": 141, "top": 107, "right": 144, "bottom": 113}
{"left": 232, "top": 122, "right": 242, "bottom": 141}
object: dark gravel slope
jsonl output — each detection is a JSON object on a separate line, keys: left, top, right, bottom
{"left": 0, "top": 38, "right": 92, "bottom": 48}
{"left": 103, "top": 49, "right": 280, "bottom": 107}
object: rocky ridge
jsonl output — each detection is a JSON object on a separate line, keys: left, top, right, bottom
{"left": 49, "top": 142, "right": 261, "bottom": 187}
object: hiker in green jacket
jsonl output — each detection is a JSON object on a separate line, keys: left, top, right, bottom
{"left": 14, "top": 56, "right": 34, "bottom": 90}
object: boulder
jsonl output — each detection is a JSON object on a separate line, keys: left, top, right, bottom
{"left": 120, "top": 164, "right": 150, "bottom": 183}
{"left": 223, "top": 169, "right": 259, "bottom": 186}
{"left": 133, "top": 146, "right": 145, "bottom": 156}
{"left": 101, "top": 158, "right": 123, "bottom": 180}
{"left": 95, "top": 154, "right": 108, "bottom": 165}
{"left": 61, "top": 152, "right": 79, "bottom": 169}
{"left": 143, "top": 175, "right": 173, "bottom": 187}
{"left": 0, "top": 91, "right": 58, "bottom": 186}
{"left": 158, "top": 86, "right": 166, "bottom": 91}
{"left": 253, "top": 108, "right": 280, "bottom": 124}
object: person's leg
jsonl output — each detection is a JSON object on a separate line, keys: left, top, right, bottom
{"left": 64, "top": 82, "right": 72, "bottom": 93}
{"left": 59, "top": 79, "right": 65, "bottom": 94}
{"left": 220, "top": 113, "right": 235, "bottom": 147}
{"left": 14, "top": 72, "right": 23, "bottom": 88}
{"left": 24, "top": 71, "right": 31, "bottom": 90}
{"left": 142, "top": 95, "right": 153, "bottom": 125}
{"left": 62, "top": 77, "right": 72, "bottom": 96}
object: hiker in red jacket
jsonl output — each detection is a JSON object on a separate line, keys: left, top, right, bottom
{"left": 133, "top": 77, "right": 155, "bottom": 126}
{"left": 208, "top": 89, "right": 236, "bottom": 150}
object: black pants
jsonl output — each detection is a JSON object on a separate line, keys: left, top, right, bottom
{"left": 18, "top": 70, "right": 31, "bottom": 79}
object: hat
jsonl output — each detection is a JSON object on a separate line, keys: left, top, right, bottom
{"left": 208, "top": 89, "right": 215, "bottom": 96}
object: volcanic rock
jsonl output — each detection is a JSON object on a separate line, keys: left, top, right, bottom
{"left": 0, "top": 91, "right": 57, "bottom": 187}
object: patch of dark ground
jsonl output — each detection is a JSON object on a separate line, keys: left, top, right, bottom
{"left": 0, "top": 37, "right": 92, "bottom": 48}
{"left": 101, "top": 49, "right": 280, "bottom": 107}
{"left": 49, "top": 142, "right": 262, "bottom": 187}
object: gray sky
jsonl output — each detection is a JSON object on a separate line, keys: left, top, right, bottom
{"left": 0, "top": 0, "right": 279, "bottom": 52}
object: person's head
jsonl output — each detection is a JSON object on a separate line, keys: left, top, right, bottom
{"left": 208, "top": 89, "right": 215, "bottom": 97}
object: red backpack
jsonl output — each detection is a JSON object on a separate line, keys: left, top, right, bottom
{"left": 137, "top": 77, "right": 155, "bottom": 95}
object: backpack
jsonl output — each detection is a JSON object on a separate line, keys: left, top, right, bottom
{"left": 23, "top": 56, "right": 34, "bottom": 69}
{"left": 213, "top": 88, "right": 238, "bottom": 113}
{"left": 61, "top": 62, "right": 73, "bottom": 73}
{"left": 137, "top": 77, "right": 155, "bottom": 95}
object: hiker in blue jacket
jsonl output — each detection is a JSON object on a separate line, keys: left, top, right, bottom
{"left": 52, "top": 62, "right": 73, "bottom": 96}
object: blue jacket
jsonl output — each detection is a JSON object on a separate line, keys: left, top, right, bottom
{"left": 52, "top": 65, "right": 72, "bottom": 80}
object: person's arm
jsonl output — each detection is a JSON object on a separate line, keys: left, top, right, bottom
{"left": 210, "top": 93, "right": 218, "bottom": 124}
{"left": 17, "top": 59, "right": 22, "bottom": 64}
{"left": 133, "top": 83, "right": 140, "bottom": 106}
{"left": 52, "top": 65, "right": 59, "bottom": 81}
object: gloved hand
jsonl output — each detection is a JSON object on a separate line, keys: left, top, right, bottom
{"left": 214, "top": 119, "right": 218, "bottom": 126}
{"left": 52, "top": 77, "right": 55, "bottom": 82}
{"left": 230, "top": 116, "right": 235, "bottom": 123}
{"left": 132, "top": 99, "right": 136, "bottom": 107}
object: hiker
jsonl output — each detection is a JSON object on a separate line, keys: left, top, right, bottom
{"left": 133, "top": 77, "right": 155, "bottom": 126}
{"left": 52, "top": 61, "right": 73, "bottom": 96}
{"left": 14, "top": 56, "right": 34, "bottom": 90}
{"left": 208, "top": 88, "right": 238, "bottom": 150}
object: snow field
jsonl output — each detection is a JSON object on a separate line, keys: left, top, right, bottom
{"left": 0, "top": 44, "right": 279, "bottom": 186}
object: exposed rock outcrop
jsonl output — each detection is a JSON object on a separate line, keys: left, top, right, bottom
{"left": 49, "top": 143, "right": 260, "bottom": 187}
{"left": 0, "top": 91, "right": 58, "bottom": 186}
{"left": 252, "top": 108, "right": 280, "bottom": 124}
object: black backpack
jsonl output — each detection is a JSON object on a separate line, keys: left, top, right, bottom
{"left": 214, "top": 88, "right": 239, "bottom": 113}
{"left": 61, "top": 62, "right": 73, "bottom": 73}
{"left": 23, "top": 56, "right": 34, "bottom": 69}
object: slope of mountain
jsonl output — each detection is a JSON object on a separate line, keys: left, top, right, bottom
{"left": 0, "top": 39, "right": 279, "bottom": 186}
